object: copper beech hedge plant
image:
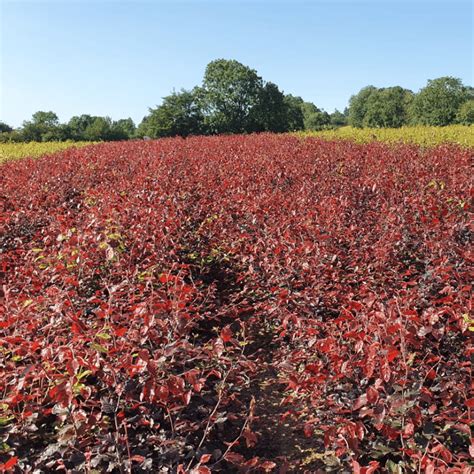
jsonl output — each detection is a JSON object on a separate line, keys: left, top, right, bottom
{"left": 0, "top": 135, "right": 472, "bottom": 473}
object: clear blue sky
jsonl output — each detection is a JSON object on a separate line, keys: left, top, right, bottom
{"left": 1, "top": 0, "right": 472, "bottom": 127}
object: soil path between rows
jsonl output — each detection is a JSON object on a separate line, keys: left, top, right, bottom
{"left": 228, "top": 324, "right": 329, "bottom": 473}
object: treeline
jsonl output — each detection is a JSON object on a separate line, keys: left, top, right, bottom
{"left": 0, "top": 113, "right": 136, "bottom": 143}
{"left": 349, "top": 77, "right": 474, "bottom": 128}
{"left": 1, "top": 59, "right": 473, "bottom": 142}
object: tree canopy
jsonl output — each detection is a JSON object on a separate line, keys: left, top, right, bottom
{"left": 137, "top": 89, "right": 204, "bottom": 138}
{"left": 201, "top": 59, "right": 264, "bottom": 134}
{"left": 1, "top": 62, "right": 471, "bottom": 144}
{"left": 410, "top": 77, "right": 469, "bottom": 126}
{"left": 363, "top": 87, "right": 414, "bottom": 128}
{"left": 456, "top": 99, "right": 474, "bottom": 125}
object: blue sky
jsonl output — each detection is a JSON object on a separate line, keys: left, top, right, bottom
{"left": 1, "top": 0, "right": 472, "bottom": 127}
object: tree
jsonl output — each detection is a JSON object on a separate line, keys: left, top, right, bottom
{"left": 410, "top": 77, "right": 468, "bottom": 126}
{"left": 22, "top": 111, "right": 61, "bottom": 141}
{"left": 138, "top": 89, "right": 204, "bottom": 138}
{"left": 111, "top": 118, "right": 136, "bottom": 140}
{"left": 300, "top": 101, "right": 330, "bottom": 130}
{"left": 329, "top": 109, "right": 348, "bottom": 128}
{"left": 0, "top": 122, "right": 13, "bottom": 133}
{"left": 348, "top": 86, "right": 378, "bottom": 128}
{"left": 283, "top": 95, "right": 305, "bottom": 131}
{"left": 363, "top": 87, "right": 414, "bottom": 128}
{"left": 83, "top": 116, "right": 113, "bottom": 141}
{"left": 201, "top": 59, "right": 263, "bottom": 134}
{"left": 456, "top": 99, "right": 474, "bottom": 124}
{"left": 251, "top": 82, "right": 289, "bottom": 133}
{"left": 136, "top": 115, "right": 151, "bottom": 139}
{"left": 68, "top": 115, "right": 96, "bottom": 140}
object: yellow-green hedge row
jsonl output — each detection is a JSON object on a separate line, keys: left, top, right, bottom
{"left": 298, "top": 125, "right": 474, "bottom": 147}
{"left": 0, "top": 141, "right": 94, "bottom": 164}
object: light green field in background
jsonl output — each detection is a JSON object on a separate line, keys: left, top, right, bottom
{"left": 0, "top": 141, "right": 94, "bottom": 164}
{"left": 299, "top": 125, "right": 474, "bottom": 147}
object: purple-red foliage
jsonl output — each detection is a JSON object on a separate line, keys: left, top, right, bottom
{"left": 0, "top": 135, "right": 472, "bottom": 472}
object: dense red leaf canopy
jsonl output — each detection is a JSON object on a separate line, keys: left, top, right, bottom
{"left": 0, "top": 135, "right": 472, "bottom": 472}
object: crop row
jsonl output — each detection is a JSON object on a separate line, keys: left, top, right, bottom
{"left": 299, "top": 125, "right": 474, "bottom": 147}
{"left": 0, "top": 135, "right": 472, "bottom": 472}
{"left": 0, "top": 141, "right": 93, "bottom": 163}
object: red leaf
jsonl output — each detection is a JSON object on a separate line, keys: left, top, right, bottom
{"left": 465, "top": 398, "right": 474, "bottom": 408}
{"left": 200, "top": 454, "right": 212, "bottom": 464}
{"left": 386, "top": 347, "right": 400, "bottom": 362}
{"left": 220, "top": 325, "right": 233, "bottom": 343}
{"left": 114, "top": 326, "right": 127, "bottom": 337}
{"left": 403, "top": 422, "right": 415, "bottom": 437}
{"left": 303, "top": 422, "right": 314, "bottom": 437}
{"left": 159, "top": 273, "right": 174, "bottom": 283}
{"left": 353, "top": 394, "right": 368, "bottom": 411}
{"left": 366, "top": 386, "right": 379, "bottom": 404}
{"left": 363, "top": 460, "right": 380, "bottom": 474}
{"left": 380, "top": 361, "right": 391, "bottom": 382}
{"left": 1, "top": 456, "right": 18, "bottom": 471}
{"left": 224, "top": 451, "right": 245, "bottom": 464}
{"left": 213, "top": 338, "right": 224, "bottom": 357}
{"left": 260, "top": 460, "right": 276, "bottom": 472}
{"left": 305, "top": 363, "right": 320, "bottom": 375}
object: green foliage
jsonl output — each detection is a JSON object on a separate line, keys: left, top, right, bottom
{"left": 68, "top": 115, "right": 96, "bottom": 140}
{"left": 283, "top": 95, "right": 305, "bottom": 131}
{"left": 0, "top": 122, "right": 13, "bottom": 134}
{"left": 348, "top": 86, "right": 378, "bottom": 128}
{"left": 201, "top": 59, "right": 263, "bottom": 134}
{"left": 455, "top": 99, "right": 474, "bottom": 125}
{"left": 112, "top": 118, "right": 136, "bottom": 139}
{"left": 348, "top": 86, "right": 415, "bottom": 128}
{"left": 69, "top": 115, "right": 136, "bottom": 141}
{"left": 410, "top": 77, "right": 468, "bottom": 126}
{"left": 5, "top": 63, "right": 471, "bottom": 141}
{"left": 251, "top": 82, "right": 289, "bottom": 133}
{"left": 83, "top": 117, "right": 114, "bottom": 141}
{"left": 22, "top": 111, "right": 61, "bottom": 141}
{"left": 329, "top": 109, "right": 348, "bottom": 128}
{"left": 0, "top": 130, "right": 24, "bottom": 143}
{"left": 363, "top": 87, "right": 414, "bottom": 128}
{"left": 301, "top": 102, "right": 330, "bottom": 130}
{"left": 138, "top": 89, "right": 204, "bottom": 138}
{"left": 10, "top": 112, "right": 135, "bottom": 143}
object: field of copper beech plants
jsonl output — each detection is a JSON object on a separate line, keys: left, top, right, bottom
{"left": 0, "top": 134, "right": 472, "bottom": 473}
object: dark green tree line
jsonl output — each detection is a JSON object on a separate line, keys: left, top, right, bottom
{"left": 1, "top": 64, "right": 472, "bottom": 143}
{"left": 348, "top": 76, "right": 472, "bottom": 128}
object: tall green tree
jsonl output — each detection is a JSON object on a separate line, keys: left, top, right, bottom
{"left": 283, "top": 95, "right": 305, "bottom": 131}
{"left": 329, "top": 109, "right": 348, "bottom": 128}
{"left": 301, "top": 102, "right": 330, "bottom": 130}
{"left": 456, "top": 99, "right": 474, "bottom": 124}
{"left": 251, "top": 82, "right": 289, "bottom": 132}
{"left": 138, "top": 89, "right": 204, "bottom": 138}
{"left": 201, "top": 59, "right": 263, "bottom": 134}
{"left": 410, "top": 77, "right": 468, "bottom": 126}
{"left": 68, "top": 115, "right": 96, "bottom": 140}
{"left": 0, "top": 122, "right": 13, "bottom": 133}
{"left": 111, "top": 118, "right": 136, "bottom": 140}
{"left": 22, "top": 111, "right": 62, "bottom": 141}
{"left": 83, "top": 116, "right": 113, "bottom": 141}
{"left": 348, "top": 86, "right": 378, "bottom": 128}
{"left": 363, "top": 87, "right": 414, "bottom": 128}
